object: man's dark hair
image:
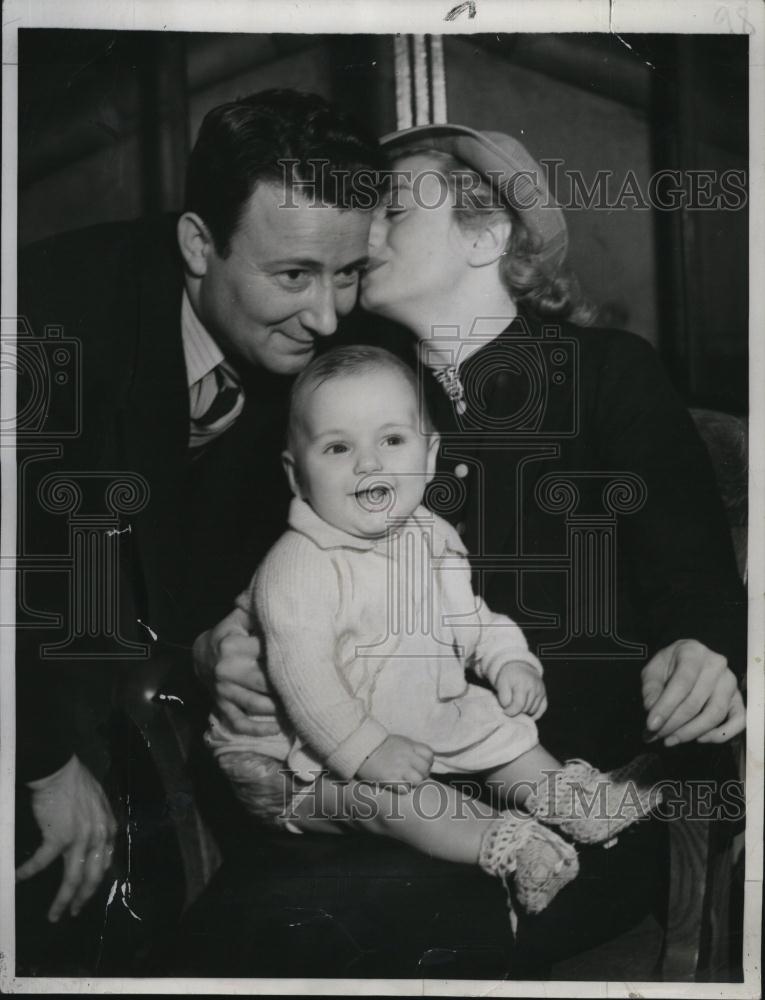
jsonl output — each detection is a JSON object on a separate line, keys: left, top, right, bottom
{"left": 185, "top": 88, "right": 385, "bottom": 256}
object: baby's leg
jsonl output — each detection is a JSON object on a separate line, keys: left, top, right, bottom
{"left": 286, "top": 775, "right": 579, "bottom": 916}
{"left": 288, "top": 774, "right": 497, "bottom": 862}
{"left": 482, "top": 744, "right": 562, "bottom": 809}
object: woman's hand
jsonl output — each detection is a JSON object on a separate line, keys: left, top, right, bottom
{"left": 16, "top": 755, "right": 117, "bottom": 922}
{"left": 193, "top": 606, "right": 280, "bottom": 737}
{"left": 641, "top": 638, "right": 745, "bottom": 746}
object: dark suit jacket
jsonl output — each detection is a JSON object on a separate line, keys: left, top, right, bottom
{"left": 16, "top": 215, "right": 294, "bottom": 781}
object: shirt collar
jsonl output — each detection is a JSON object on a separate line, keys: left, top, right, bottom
{"left": 287, "top": 497, "right": 464, "bottom": 557}
{"left": 181, "top": 288, "right": 225, "bottom": 388}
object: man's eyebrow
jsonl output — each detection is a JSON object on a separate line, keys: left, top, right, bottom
{"left": 266, "top": 257, "right": 320, "bottom": 269}
{"left": 338, "top": 254, "right": 370, "bottom": 272}
{"left": 266, "top": 255, "right": 370, "bottom": 271}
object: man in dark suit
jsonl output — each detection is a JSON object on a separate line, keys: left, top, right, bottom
{"left": 15, "top": 88, "right": 383, "bottom": 960}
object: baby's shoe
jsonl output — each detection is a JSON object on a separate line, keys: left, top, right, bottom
{"left": 525, "top": 754, "right": 661, "bottom": 845}
{"left": 479, "top": 813, "right": 579, "bottom": 915}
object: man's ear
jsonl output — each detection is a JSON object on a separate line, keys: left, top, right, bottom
{"left": 466, "top": 216, "right": 512, "bottom": 268}
{"left": 177, "top": 212, "right": 213, "bottom": 278}
{"left": 425, "top": 432, "right": 441, "bottom": 483}
{"left": 282, "top": 449, "right": 303, "bottom": 498}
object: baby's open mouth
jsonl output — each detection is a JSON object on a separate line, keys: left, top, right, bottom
{"left": 354, "top": 484, "right": 393, "bottom": 510}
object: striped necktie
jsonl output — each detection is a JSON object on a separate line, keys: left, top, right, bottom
{"left": 189, "top": 360, "right": 245, "bottom": 450}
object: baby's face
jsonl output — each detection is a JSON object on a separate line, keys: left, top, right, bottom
{"left": 286, "top": 369, "right": 439, "bottom": 539}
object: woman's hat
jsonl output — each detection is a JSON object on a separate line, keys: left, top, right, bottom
{"left": 381, "top": 123, "right": 568, "bottom": 272}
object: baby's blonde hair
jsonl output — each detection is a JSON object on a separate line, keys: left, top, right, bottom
{"left": 287, "top": 345, "right": 434, "bottom": 451}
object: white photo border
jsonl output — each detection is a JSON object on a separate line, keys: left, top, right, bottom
{"left": 1, "top": 0, "right": 762, "bottom": 996}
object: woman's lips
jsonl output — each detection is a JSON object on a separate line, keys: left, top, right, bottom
{"left": 363, "top": 259, "right": 387, "bottom": 278}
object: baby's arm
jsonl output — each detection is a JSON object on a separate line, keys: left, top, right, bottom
{"left": 470, "top": 600, "right": 547, "bottom": 719}
{"left": 437, "top": 518, "right": 546, "bottom": 718}
{"left": 255, "top": 535, "right": 431, "bottom": 782}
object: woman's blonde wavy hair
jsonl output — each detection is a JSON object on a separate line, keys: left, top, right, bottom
{"left": 389, "top": 146, "right": 597, "bottom": 326}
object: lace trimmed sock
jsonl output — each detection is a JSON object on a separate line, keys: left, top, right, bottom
{"left": 525, "top": 754, "right": 662, "bottom": 845}
{"left": 478, "top": 812, "right": 580, "bottom": 916}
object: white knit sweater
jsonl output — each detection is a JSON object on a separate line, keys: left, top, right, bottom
{"left": 207, "top": 499, "right": 541, "bottom": 781}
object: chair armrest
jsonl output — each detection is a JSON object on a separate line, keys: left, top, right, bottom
{"left": 119, "top": 654, "right": 222, "bottom": 908}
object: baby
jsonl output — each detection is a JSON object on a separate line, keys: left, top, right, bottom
{"left": 206, "top": 345, "right": 658, "bottom": 915}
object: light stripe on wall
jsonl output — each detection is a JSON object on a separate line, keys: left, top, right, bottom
{"left": 394, "top": 34, "right": 448, "bottom": 130}
{"left": 429, "top": 36, "right": 447, "bottom": 124}
{"left": 394, "top": 35, "right": 414, "bottom": 130}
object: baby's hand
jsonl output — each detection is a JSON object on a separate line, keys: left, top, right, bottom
{"left": 356, "top": 735, "right": 434, "bottom": 785}
{"left": 496, "top": 661, "right": 547, "bottom": 720}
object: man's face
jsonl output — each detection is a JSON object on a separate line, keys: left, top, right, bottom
{"left": 191, "top": 183, "right": 371, "bottom": 375}
{"left": 286, "top": 369, "right": 439, "bottom": 539}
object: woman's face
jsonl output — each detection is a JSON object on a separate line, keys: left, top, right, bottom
{"left": 360, "top": 154, "right": 471, "bottom": 330}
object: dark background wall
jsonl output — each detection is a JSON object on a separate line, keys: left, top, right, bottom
{"left": 18, "top": 30, "right": 748, "bottom": 412}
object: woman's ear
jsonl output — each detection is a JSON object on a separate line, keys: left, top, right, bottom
{"left": 282, "top": 450, "right": 303, "bottom": 498}
{"left": 466, "top": 216, "right": 512, "bottom": 268}
{"left": 177, "top": 212, "right": 213, "bottom": 278}
{"left": 425, "top": 432, "right": 441, "bottom": 483}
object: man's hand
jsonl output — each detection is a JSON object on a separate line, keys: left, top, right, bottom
{"left": 16, "top": 756, "right": 117, "bottom": 922}
{"left": 193, "top": 606, "right": 279, "bottom": 737}
{"left": 356, "top": 735, "right": 434, "bottom": 785}
{"left": 641, "top": 638, "right": 745, "bottom": 746}
{"left": 495, "top": 661, "right": 547, "bottom": 720}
